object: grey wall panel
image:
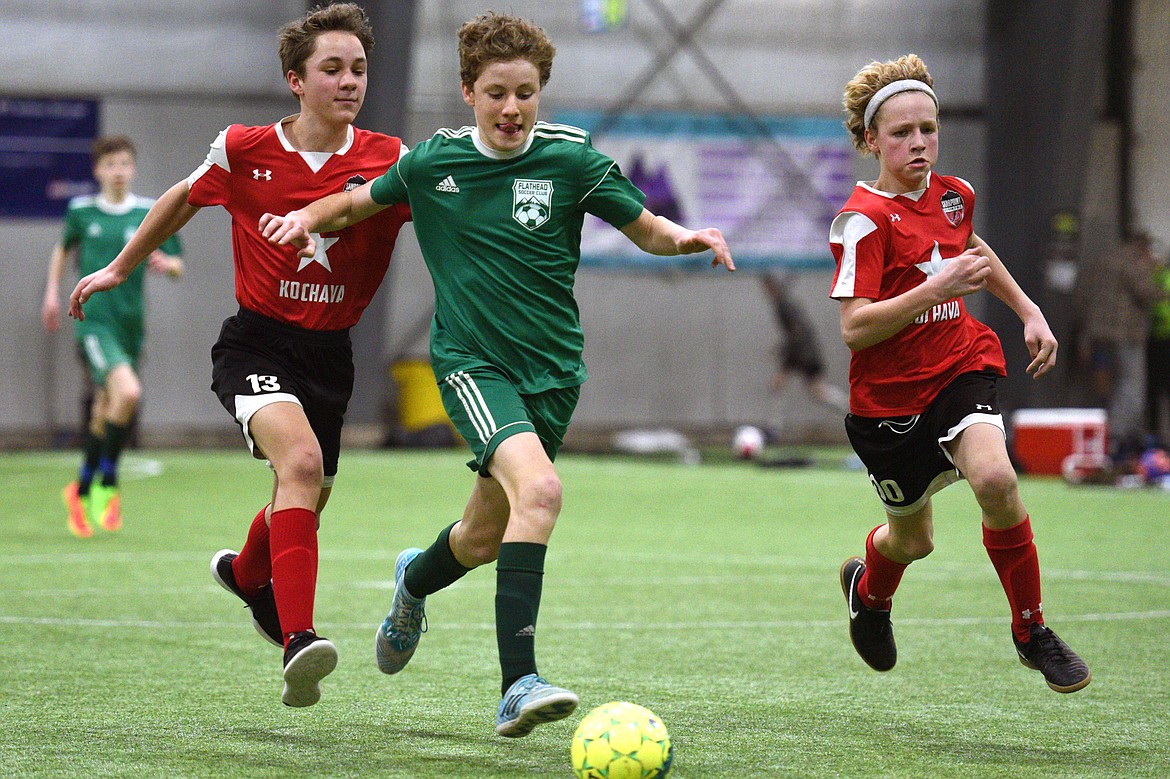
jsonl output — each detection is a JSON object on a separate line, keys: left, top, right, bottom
{"left": 0, "top": 1, "right": 1050, "bottom": 445}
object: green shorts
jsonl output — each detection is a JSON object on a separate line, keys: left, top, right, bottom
{"left": 438, "top": 366, "right": 580, "bottom": 475}
{"left": 77, "top": 324, "right": 140, "bottom": 386}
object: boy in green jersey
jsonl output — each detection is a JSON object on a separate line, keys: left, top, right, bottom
{"left": 261, "top": 11, "right": 734, "bottom": 736}
{"left": 42, "top": 135, "right": 183, "bottom": 537}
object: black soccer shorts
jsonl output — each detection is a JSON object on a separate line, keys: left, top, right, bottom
{"left": 211, "top": 307, "right": 353, "bottom": 478}
{"left": 845, "top": 370, "right": 1004, "bottom": 516}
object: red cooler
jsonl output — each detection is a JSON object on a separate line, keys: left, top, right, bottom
{"left": 1011, "top": 408, "right": 1108, "bottom": 476}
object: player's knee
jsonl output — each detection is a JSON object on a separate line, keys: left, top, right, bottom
{"left": 968, "top": 464, "right": 1019, "bottom": 512}
{"left": 277, "top": 447, "right": 325, "bottom": 490}
{"left": 107, "top": 381, "right": 142, "bottom": 415}
{"left": 119, "top": 383, "right": 143, "bottom": 407}
{"left": 526, "top": 472, "right": 563, "bottom": 515}
{"left": 513, "top": 471, "right": 562, "bottom": 528}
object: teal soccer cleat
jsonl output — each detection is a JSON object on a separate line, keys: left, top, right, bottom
{"left": 375, "top": 548, "right": 426, "bottom": 674}
{"left": 495, "top": 674, "right": 579, "bottom": 738}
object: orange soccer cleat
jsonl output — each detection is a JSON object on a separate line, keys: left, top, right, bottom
{"left": 91, "top": 484, "right": 122, "bottom": 532}
{"left": 63, "top": 482, "right": 94, "bottom": 538}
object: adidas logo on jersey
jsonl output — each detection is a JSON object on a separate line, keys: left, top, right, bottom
{"left": 435, "top": 175, "right": 460, "bottom": 193}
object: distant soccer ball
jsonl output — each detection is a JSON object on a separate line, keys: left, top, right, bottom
{"left": 571, "top": 702, "right": 673, "bottom": 779}
{"left": 515, "top": 201, "right": 547, "bottom": 228}
{"left": 732, "top": 425, "right": 765, "bottom": 460}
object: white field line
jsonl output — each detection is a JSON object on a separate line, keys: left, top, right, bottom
{"left": 0, "top": 455, "right": 164, "bottom": 482}
{"left": 1, "top": 609, "right": 1168, "bottom": 633}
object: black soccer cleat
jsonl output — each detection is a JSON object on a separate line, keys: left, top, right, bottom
{"left": 840, "top": 556, "right": 897, "bottom": 672}
{"left": 1013, "top": 623, "right": 1091, "bottom": 693}
{"left": 282, "top": 630, "right": 338, "bottom": 708}
{"left": 211, "top": 549, "right": 283, "bottom": 647}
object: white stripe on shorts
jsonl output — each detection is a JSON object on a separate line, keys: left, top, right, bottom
{"left": 82, "top": 333, "right": 107, "bottom": 371}
{"left": 233, "top": 392, "right": 301, "bottom": 457}
{"left": 445, "top": 371, "right": 497, "bottom": 444}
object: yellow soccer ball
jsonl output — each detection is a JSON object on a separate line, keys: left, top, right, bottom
{"left": 570, "top": 701, "right": 673, "bottom": 779}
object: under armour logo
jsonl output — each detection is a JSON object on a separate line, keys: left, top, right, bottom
{"left": 889, "top": 213, "right": 901, "bottom": 222}
{"left": 976, "top": 404, "right": 993, "bottom": 411}
{"left": 253, "top": 169, "right": 272, "bottom": 180}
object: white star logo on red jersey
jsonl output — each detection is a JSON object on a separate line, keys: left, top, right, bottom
{"left": 914, "top": 241, "right": 954, "bottom": 277}
{"left": 296, "top": 233, "right": 338, "bottom": 272}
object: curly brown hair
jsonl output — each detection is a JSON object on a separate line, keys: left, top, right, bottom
{"left": 843, "top": 54, "right": 934, "bottom": 154}
{"left": 458, "top": 11, "right": 556, "bottom": 88}
{"left": 278, "top": 2, "right": 374, "bottom": 78}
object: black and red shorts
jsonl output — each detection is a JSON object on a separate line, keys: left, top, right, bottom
{"left": 845, "top": 370, "right": 1004, "bottom": 516}
{"left": 211, "top": 307, "right": 353, "bottom": 478}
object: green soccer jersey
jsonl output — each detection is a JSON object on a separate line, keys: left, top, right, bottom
{"left": 62, "top": 194, "right": 182, "bottom": 341}
{"left": 370, "top": 122, "right": 646, "bottom": 393}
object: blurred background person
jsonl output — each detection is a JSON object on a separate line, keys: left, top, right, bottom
{"left": 41, "top": 135, "right": 183, "bottom": 538}
{"left": 760, "top": 273, "right": 849, "bottom": 439}
{"left": 1075, "top": 230, "right": 1161, "bottom": 459}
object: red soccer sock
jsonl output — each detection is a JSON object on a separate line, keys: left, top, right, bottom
{"left": 983, "top": 516, "right": 1044, "bottom": 642}
{"left": 269, "top": 507, "right": 319, "bottom": 645}
{"left": 858, "top": 524, "right": 908, "bottom": 611}
{"left": 231, "top": 505, "right": 272, "bottom": 594}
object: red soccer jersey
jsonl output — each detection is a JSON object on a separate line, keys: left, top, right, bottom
{"left": 828, "top": 172, "right": 1006, "bottom": 416}
{"left": 187, "top": 120, "right": 410, "bottom": 330}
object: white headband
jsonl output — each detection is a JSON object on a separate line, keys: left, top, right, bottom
{"left": 863, "top": 79, "right": 938, "bottom": 128}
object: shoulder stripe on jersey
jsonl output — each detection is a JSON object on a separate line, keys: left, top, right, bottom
{"left": 953, "top": 175, "right": 975, "bottom": 195}
{"left": 535, "top": 121, "right": 587, "bottom": 137}
{"left": 187, "top": 127, "right": 230, "bottom": 186}
{"left": 533, "top": 130, "right": 586, "bottom": 144}
{"left": 68, "top": 195, "right": 96, "bottom": 209}
{"left": 434, "top": 127, "right": 474, "bottom": 139}
{"left": 829, "top": 211, "right": 879, "bottom": 299}
{"left": 578, "top": 159, "right": 619, "bottom": 204}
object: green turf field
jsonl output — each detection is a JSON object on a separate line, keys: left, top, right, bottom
{"left": 1, "top": 448, "right": 1166, "bottom": 777}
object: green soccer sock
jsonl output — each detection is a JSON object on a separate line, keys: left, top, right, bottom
{"left": 496, "top": 542, "right": 546, "bottom": 695}
{"left": 99, "top": 421, "right": 130, "bottom": 488}
{"left": 403, "top": 522, "right": 473, "bottom": 597}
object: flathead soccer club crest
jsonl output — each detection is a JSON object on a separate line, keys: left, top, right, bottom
{"left": 513, "top": 179, "right": 553, "bottom": 230}
{"left": 940, "top": 189, "right": 965, "bottom": 227}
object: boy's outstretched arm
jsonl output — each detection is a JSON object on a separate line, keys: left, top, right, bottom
{"left": 969, "top": 232, "right": 1057, "bottom": 379}
{"left": 620, "top": 209, "right": 735, "bottom": 271}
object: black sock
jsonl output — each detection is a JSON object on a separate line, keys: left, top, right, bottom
{"left": 496, "top": 542, "right": 546, "bottom": 696}
{"left": 403, "top": 522, "right": 472, "bottom": 598}
{"left": 79, "top": 431, "right": 103, "bottom": 494}
{"left": 99, "top": 422, "right": 130, "bottom": 487}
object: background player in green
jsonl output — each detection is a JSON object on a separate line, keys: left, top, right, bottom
{"left": 42, "top": 135, "right": 184, "bottom": 537}
{"left": 261, "top": 11, "right": 734, "bottom": 738}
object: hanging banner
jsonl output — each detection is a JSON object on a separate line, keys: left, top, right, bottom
{"left": 580, "top": 0, "right": 628, "bottom": 32}
{"left": 557, "top": 110, "right": 853, "bottom": 271}
{"left": 0, "top": 96, "right": 98, "bottom": 218}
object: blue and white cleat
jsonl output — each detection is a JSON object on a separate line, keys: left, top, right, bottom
{"left": 375, "top": 547, "right": 426, "bottom": 674}
{"left": 495, "top": 673, "right": 579, "bottom": 738}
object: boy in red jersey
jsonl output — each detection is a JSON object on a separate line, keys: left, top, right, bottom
{"left": 69, "top": 3, "right": 411, "bottom": 707}
{"left": 830, "top": 55, "right": 1089, "bottom": 693}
